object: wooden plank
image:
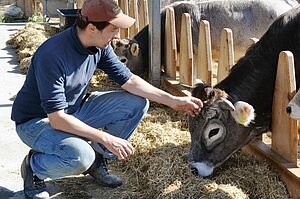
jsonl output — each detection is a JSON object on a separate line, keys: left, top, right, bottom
{"left": 197, "top": 20, "right": 213, "bottom": 86}
{"left": 118, "top": 0, "right": 129, "bottom": 38}
{"left": 143, "top": 0, "right": 149, "bottom": 26}
{"left": 161, "top": 76, "right": 192, "bottom": 97}
{"left": 75, "top": 0, "right": 85, "bottom": 8}
{"left": 179, "top": 13, "right": 194, "bottom": 86}
{"left": 217, "top": 28, "right": 234, "bottom": 83}
{"left": 243, "top": 140, "right": 300, "bottom": 199}
{"left": 272, "top": 51, "right": 298, "bottom": 164}
{"left": 129, "top": 0, "right": 139, "bottom": 37}
{"left": 24, "top": 0, "right": 34, "bottom": 17}
{"left": 165, "top": 7, "right": 177, "bottom": 78}
{"left": 139, "top": 0, "right": 148, "bottom": 29}
{"left": 148, "top": 0, "right": 161, "bottom": 87}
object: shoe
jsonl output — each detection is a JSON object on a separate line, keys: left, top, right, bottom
{"left": 21, "top": 150, "right": 50, "bottom": 199}
{"left": 84, "top": 153, "right": 122, "bottom": 188}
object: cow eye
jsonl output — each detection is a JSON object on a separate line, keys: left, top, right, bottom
{"left": 125, "top": 44, "right": 129, "bottom": 48}
{"left": 202, "top": 120, "right": 226, "bottom": 150}
{"left": 116, "top": 42, "right": 121, "bottom": 47}
{"left": 209, "top": 128, "right": 219, "bottom": 138}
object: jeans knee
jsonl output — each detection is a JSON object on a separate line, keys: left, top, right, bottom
{"left": 60, "top": 142, "right": 96, "bottom": 175}
{"left": 135, "top": 97, "right": 149, "bottom": 114}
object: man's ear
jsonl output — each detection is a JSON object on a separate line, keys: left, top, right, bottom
{"left": 87, "top": 23, "right": 97, "bottom": 32}
{"left": 192, "top": 82, "right": 213, "bottom": 101}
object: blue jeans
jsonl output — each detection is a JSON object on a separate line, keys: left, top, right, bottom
{"left": 16, "top": 91, "right": 149, "bottom": 180}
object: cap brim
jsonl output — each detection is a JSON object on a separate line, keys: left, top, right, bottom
{"left": 109, "top": 11, "right": 136, "bottom": 29}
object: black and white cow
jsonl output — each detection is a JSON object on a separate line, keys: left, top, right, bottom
{"left": 112, "top": 0, "right": 298, "bottom": 77}
{"left": 188, "top": 5, "right": 300, "bottom": 177}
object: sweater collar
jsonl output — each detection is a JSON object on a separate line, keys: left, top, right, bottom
{"left": 71, "top": 24, "right": 98, "bottom": 55}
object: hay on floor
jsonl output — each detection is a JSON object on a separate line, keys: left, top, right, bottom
{"left": 10, "top": 24, "right": 290, "bottom": 199}
{"left": 7, "top": 23, "right": 60, "bottom": 73}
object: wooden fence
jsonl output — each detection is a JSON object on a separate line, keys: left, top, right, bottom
{"left": 118, "top": 0, "right": 149, "bottom": 39}
{"left": 160, "top": 7, "right": 300, "bottom": 199}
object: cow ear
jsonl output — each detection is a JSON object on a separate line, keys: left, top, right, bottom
{"left": 192, "top": 82, "right": 213, "bottom": 101}
{"left": 111, "top": 38, "right": 118, "bottom": 50}
{"left": 230, "top": 101, "right": 255, "bottom": 126}
{"left": 130, "top": 43, "right": 140, "bottom": 57}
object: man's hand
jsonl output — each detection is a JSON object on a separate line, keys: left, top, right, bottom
{"left": 48, "top": 110, "right": 135, "bottom": 160}
{"left": 170, "top": 96, "right": 203, "bottom": 117}
{"left": 101, "top": 132, "right": 135, "bottom": 160}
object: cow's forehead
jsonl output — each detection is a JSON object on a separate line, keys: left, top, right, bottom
{"left": 114, "top": 38, "right": 138, "bottom": 47}
{"left": 120, "top": 38, "right": 130, "bottom": 45}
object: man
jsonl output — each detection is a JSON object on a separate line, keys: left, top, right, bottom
{"left": 11, "top": 0, "right": 202, "bottom": 198}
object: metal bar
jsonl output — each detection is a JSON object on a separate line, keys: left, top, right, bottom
{"left": 148, "top": 0, "right": 161, "bottom": 87}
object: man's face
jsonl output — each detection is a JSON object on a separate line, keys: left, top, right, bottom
{"left": 95, "top": 24, "right": 119, "bottom": 48}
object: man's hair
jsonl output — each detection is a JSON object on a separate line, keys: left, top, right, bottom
{"left": 76, "top": 13, "right": 110, "bottom": 30}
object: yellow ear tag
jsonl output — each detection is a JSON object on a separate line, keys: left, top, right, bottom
{"left": 231, "top": 102, "right": 255, "bottom": 126}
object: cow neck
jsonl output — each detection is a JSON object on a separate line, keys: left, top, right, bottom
{"left": 215, "top": 53, "right": 277, "bottom": 115}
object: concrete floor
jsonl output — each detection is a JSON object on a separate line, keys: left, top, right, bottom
{"left": 0, "top": 23, "right": 66, "bottom": 199}
{"left": 0, "top": 23, "right": 28, "bottom": 199}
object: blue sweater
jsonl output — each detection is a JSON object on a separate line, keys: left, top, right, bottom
{"left": 11, "top": 25, "right": 132, "bottom": 124}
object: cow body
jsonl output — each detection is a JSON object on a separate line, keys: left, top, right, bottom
{"left": 188, "top": 6, "right": 300, "bottom": 177}
{"left": 112, "top": 0, "right": 298, "bottom": 77}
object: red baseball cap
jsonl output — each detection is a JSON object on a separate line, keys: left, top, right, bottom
{"left": 81, "top": 0, "right": 135, "bottom": 29}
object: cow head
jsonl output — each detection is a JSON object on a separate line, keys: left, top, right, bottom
{"left": 188, "top": 83, "right": 256, "bottom": 177}
{"left": 111, "top": 38, "right": 146, "bottom": 78}
{"left": 286, "top": 89, "right": 300, "bottom": 120}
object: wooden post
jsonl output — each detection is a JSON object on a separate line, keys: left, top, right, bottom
{"left": 179, "top": 13, "right": 194, "bottom": 86}
{"left": 24, "top": 0, "right": 34, "bottom": 17}
{"left": 217, "top": 28, "right": 234, "bottom": 83}
{"left": 148, "top": 0, "right": 161, "bottom": 87}
{"left": 197, "top": 20, "right": 213, "bottom": 86}
{"left": 139, "top": 0, "right": 149, "bottom": 30}
{"left": 75, "top": 0, "right": 85, "bottom": 8}
{"left": 165, "top": 7, "right": 177, "bottom": 78}
{"left": 129, "top": 0, "right": 139, "bottom": 37}
{"left": 272, "top": 51, "right": 298, "bottom": 165}
{"left": 118, "top": 0, "right": 129, "bottom": 38}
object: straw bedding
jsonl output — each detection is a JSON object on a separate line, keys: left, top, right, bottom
{"left": 7, "top": 23, "right": 60, "bottom": 73}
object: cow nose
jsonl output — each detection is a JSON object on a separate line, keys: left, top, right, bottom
{"left": 191, "top": 167, "right": 198, "bottom": 175}
{"left": 120, "top": 58, "right": 127, "bottom": 64}
{"left": 190, "top": 162, "right": 214, "bottom": 177}
{"left": 286, "top": 106, "right": 292, "bottom": 114}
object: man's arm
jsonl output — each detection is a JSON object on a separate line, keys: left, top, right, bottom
{"left": 47, "top": 110, "right": 134, "bottom": 160}
{"left": 121, "top": 74, "right": 202, "bottom": 117}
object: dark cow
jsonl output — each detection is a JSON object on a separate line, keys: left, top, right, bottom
{"left": 188, "top": 6, "right": 300, "bottom": 177}
{"left": 112, "top": 0, "right": 298, "bottom": 77}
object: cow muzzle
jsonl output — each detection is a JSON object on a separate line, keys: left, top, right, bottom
{"left": 190, "top": 162, "right": 214, "bottom": 177}
{"left": 286, "top": 103, "right": 300, "bottom": 120}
